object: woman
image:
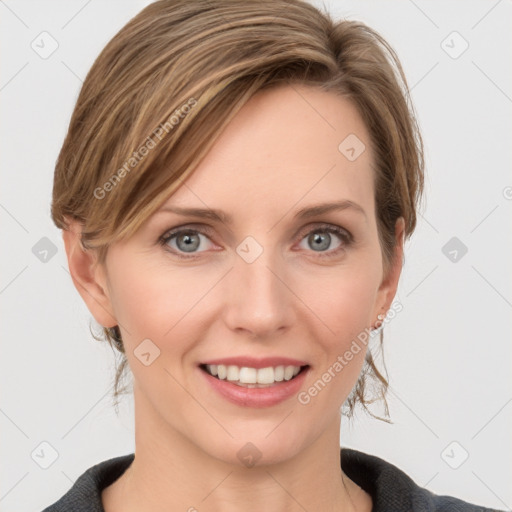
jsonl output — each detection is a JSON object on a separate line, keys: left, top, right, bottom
{"left": 41, "top": 0, "right": 502, "bottom": 510}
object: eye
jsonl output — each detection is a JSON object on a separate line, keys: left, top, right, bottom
{"left": 159, "top": 226, "right": 216, "bottom": 259}
{"left": 297, "top": 224, "right": 352, "bottom": 258}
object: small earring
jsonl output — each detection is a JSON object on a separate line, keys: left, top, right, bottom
{"left": 371, "top": 312, "right": 385, "bottom": 331}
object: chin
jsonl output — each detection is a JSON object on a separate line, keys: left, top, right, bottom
{"left": 196, "top": 424, "right": 308, "bottom": 469}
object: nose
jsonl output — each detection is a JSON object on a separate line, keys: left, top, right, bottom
{"left": 222, "top": 243, "right": 294, "bottom": 339}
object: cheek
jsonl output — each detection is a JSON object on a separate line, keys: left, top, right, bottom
{"left": 107, "top": 256, "right": 219, "bottom": 360}
{"left": 106, "top": 258, "right": 180, "bottom": 341}
{"left": 300, "top": 258, "right": 381, "bottom": 341}
{"left": 106, "top": 261, "right": 201, "bottom": 406}
{"left": 294, "top": 268, "right": 378, "bottom": 414}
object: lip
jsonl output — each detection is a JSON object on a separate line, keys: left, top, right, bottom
{"left": 200, "top": 356, "right": 309, "bottom": 369}
{"left": 198, "top": 364, "right": 310, "bottom": 408}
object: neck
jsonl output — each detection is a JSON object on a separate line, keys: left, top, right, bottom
{"left": 102, "top": 387, "right": 371, "bottom": 512}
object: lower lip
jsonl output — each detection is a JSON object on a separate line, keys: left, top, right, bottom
{"left": 199, "top": 366, "right": 309, "bottom": 408}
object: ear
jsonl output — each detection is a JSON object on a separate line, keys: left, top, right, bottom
{"left": 373, "top": 217, "right": 405, "bottom": 321}
{"left": 61, "top": 217, "right": 117, "bottom": 328}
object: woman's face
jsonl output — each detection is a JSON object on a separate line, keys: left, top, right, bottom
{"left": 76, "top": 84, "right": 404, "bottom": 466}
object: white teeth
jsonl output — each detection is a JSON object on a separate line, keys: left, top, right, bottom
{"left": 256, "top": 367, "right": 274, "bottom": 384}
{"left": 239, "top": 367, "right": 257, "bottom": 384}
{"left": 217, "top": 364, "right": 227, "bottom": 380}
{"left": 283, "top": 365, "right": 295, "bottom": 380}
{"left": 274, "top": 365, "right": 284, "bottom": 382}
{"left": 227, "top": 365, "right": 239, "bottom": 381}
{"left": 205, "top": 364, "right": 303, "bottom": 384}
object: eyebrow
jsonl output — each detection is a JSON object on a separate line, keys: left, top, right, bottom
{"left": 156, "top": 200, "right": 367, "bottom": 224}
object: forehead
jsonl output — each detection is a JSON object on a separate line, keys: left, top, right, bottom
{"left": 164, "top": 84, "right": 375, "bottom": 221}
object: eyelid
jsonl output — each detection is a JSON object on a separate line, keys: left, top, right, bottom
{"left": 295, "top": 222, "right": 352, "bottom": 242}
{"left": 161, "top": 222, "right": 215, "bottom": 238}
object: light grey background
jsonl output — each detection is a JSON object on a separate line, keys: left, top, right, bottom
{"left": 1, "top": 1, "right": 510, "bottom": 510}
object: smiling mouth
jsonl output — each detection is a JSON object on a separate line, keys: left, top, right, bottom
{"left": 199, "top": 364, "right": 309, "bottom": 388}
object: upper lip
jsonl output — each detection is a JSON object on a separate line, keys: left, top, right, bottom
{"left": 200, "top": 357, "right": 309, "bottom": 369}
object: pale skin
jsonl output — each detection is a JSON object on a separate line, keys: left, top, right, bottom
{"left": 63, "top": 84, "right": 405, "bottom": 512}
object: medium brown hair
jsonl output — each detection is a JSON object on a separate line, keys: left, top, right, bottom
{"left": 52, "top": 0, "right": 424, "bottom": 421}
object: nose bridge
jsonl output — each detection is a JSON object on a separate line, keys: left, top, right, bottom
{"left": 224, "top": 234, "right": 291, "bottom": 335}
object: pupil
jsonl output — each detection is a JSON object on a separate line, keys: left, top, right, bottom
{"left": 311, "top": 232, "right": 329, "bottom": 251}
{"left": 179, "top": 233, "right": 199, "bottom": 252}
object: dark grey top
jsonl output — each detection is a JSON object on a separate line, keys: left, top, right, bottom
{"left": 41, "top": 448, "right": 502, "bottom": 511}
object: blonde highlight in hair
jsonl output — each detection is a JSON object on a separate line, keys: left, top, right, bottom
{"left": 53, "top": 0, "right": 424, "bottom": 421}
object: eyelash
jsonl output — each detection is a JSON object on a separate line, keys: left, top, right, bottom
{"left": 158, "top": 223, "right": 353, "bottom": 260}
